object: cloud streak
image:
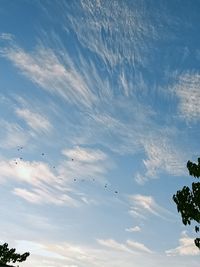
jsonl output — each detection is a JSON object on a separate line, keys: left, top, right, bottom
{"left": 129, "top": 194, "right": 173, "bottom": 220}
{"left": 16, "top": 108, "right": 52, "bottom": 133}
{"left": 135, "top": 136, "right": 186, "bottom": 184}
{"left": 1, "top": 46, "right": 96, "bottom": 108}
{"left": 0, "top": 158, "right": 79, "bottom": 206}
{"left": 125, "top": 226, "right": 141, "bottom": 233}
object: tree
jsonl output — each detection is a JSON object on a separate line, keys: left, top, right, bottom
{"left": 0, "top": 243, "right": 30, "bottom": 266}
{"left": 173, "top": 158, "right": 200, "bottom": 249}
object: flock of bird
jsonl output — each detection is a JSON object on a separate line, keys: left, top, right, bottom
{"left": 14, "top": 146, "right": 119, "bottom": 195}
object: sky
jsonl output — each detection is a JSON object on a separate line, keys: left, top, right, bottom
{"left": 0, "top": 0, "right": 200, "bottom": 266}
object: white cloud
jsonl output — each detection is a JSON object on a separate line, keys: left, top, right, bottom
{"left": 172, "top": 72, "right": 200, "bottom": 121}
{"left": 13, "top": 187, "right": 78, "bottom": 206}
{"left": 126, "top": 240, "right": 153, "bottom": 254}
{"left": 134, "top": 173, "right": 147, "bottom": 185}
{"left": 97, "top": 238, "right": 153, "bottom": 254}
{"left": 0, "top": 159, "right": 79, "bottom": 206}
{"left": 15, "top": 240, "right": 65, "bottom": 259}
{"left": 97, "top": 239, "right": 133, "bottom": 253}
{"left": 0, "top": 120, "right": 28, "bottom": 149}
{"left": 166, "top": 231, "right": 200, "bottom": 256}
{"left": 0, "top": 159, "right": 56, "bottom": 186}
{"left": 0, "top": 32, "right": 14, "bottom": 41}
{"left": 1, "top": 46, "right": 96, "bottom": 108}
{"left": 126, "top": 226, "right": 141, "bottom": 233}
{"left": 143, "top": 139, "right": 185, "bottom": 177}
{"left": 65, "top": 0, "right": 155, "bottom": 68}
{"left": 59, "top": 146, "right": 112, "bottom": 185}
{"left": 62, "top": 146, "right": 107, "bottom": 163}
{"left": 130, "top": 194, "right": 160, "bottom": 216}
{"left": 135, "top": 137, "right": 186, "bottom": 184}
{"left": 10, "top": 238, "right": 199, "bottom": 267}
{"left": 16, "top": 108, "right": 52, "bottom": 133}
{"left": 129, "top": 194, "right": 172, "bottom": 220}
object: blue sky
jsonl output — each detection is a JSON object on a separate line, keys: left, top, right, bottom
{"left": 0, "top": 0, "right": 200, "bottom": 266}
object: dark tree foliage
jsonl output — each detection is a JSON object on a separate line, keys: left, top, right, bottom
{"left": 173, "top": 158, "right": 200, "bottom": 249}
{"left": 0, "top": 243, "right": 30, "bottom": 265}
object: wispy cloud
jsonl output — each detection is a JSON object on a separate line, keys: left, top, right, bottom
{"left": 0, "top": 32, "right": 14, "bottom": 41}
{"left": 11, "top": 238, "right": 197, "bottom": 267}
{"left": 129, "top": 194, "right": 172, "bottom": 220}
{"left": 166, "top": 231, "right": 200, "bottom": 256}
{"left": 0, "top": 120, "right": 28, "bottom": 149}
{"left": 135, "top": 137, "right": 186, "bottom": 184}
{"left": 1, "top": 45, "right": 96, "bottom": 108}
{"left": 0, "top": 145, "right": 113, "bottom": 206}
{"left": 97, "top": 239, "right": 133, "bottom": 253}
{"left": 62, "top": 146, "right": 107, "bottom": 163}
{"left": 16, "top": 108, "right": 52, "bottom": 133}
{"left": 13, "top": 187, "right": 78, "bottom": 206}
{"left": 171, "top": 72, "right": 200, "bottom": 121}
{"left": 125, "top": 226, "right": 141, "bottom": 233}
{"left": 0, "top": 159, "right": 57, "bottom": 186}
{"left": 126, "top": 240, "right": 153, "bottom": 254}
{"left": 64, "top": 0, "right": 156, "bottom": 69}
{"left": 0, "top": 158, "right": 79, "bottom": 206}
{"left": 143, "top": 138, "right": 185, "bottom": 177}
{"left": 97, "top": 238, "right": 153, "bottom": 254}
{"left": 15, "top": 240, "right": 65, "bottom": 260}
{"left": 59, "top": 146, "right": 112, "bottom": 184}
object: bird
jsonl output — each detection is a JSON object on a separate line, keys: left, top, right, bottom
{"left": 115, "top": 191, "right": 118, "bottom": 194}
{"left": 41, "top": 153, "right": 45, "bottom": 156}
{"left": 71, "top": 158, "right": 74, "bottom": 161}
{"left": 74, "top": 178, "right": 76, "bottom": 181}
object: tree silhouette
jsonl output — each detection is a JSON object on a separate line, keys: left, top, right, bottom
{"left": 0, "top": 243, "right": 30, "bottom": 265}
{"left": 173, "top": 158, "right": 200, "bottom": 249}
